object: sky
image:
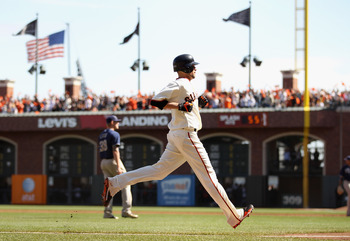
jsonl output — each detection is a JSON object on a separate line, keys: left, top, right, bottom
{"left": 1, "top": 0, "right": 350, "bottom": 99}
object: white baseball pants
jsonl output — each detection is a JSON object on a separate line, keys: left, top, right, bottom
{"left": 109, "top": 129, "right": 243, "bottom": 227}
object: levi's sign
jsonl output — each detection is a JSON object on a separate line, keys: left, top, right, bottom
{"left": 38, "top": 117, "right": 77, "bottom": 128}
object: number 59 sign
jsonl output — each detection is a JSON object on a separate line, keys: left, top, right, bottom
{"left": 218, "top": 113, "right": 267, "bottom": 127}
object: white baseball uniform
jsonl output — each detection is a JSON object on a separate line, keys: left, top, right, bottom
{"left": 108, "top": 77, "right": 244, "bottom": 227}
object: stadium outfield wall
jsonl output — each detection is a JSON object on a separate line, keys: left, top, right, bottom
{"left": 0, "top": 107, "right": 348, "bottom": 208}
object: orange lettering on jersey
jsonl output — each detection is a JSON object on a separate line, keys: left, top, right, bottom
{"left": 184, "top": 92, "right": 197, "bottom": 102}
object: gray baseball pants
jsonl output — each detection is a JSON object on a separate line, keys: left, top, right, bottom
{"left": 101, "top": 158, "right": 132, "bottom": 215}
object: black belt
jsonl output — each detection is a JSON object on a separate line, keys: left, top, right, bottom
{"left": 184, "top": 128, "right": 197, "bottom": 132}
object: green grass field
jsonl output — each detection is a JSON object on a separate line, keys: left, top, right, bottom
{"left": 0, "top": 205, "right": 348, "bottom": 240}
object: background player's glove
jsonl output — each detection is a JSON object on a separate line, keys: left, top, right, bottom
{"left": 337, "top": 185, "right": 344, "bottom": 195}
{"left": 178, "top": 101, "right": 193, "bottom": 112}
{"left": 198, "top": 95, "right": 209, "bottom": 108}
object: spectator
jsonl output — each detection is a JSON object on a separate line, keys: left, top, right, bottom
{"left": 2, "top": 86, "right": 350, "bottom": 114}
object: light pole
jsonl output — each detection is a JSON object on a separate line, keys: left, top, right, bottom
{"left": 130, "top": 59, "right": 149, "bottom": 92}
{"left": 28, "top": 64, "right": 46, "bottom": 75}
{"left": 240, "top": 55, "right": 262, "bottom": 90}
{"left": 129, "top": 8, "right": 150, "bottom": 93}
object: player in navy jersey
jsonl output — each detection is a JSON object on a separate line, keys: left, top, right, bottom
{"left": 99, "top": 115, "right": 138, "bottom": 219}
{"left": 339, "top": 155, "right": 350, "bottom": 216}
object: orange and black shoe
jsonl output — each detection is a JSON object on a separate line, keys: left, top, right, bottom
{"left": 233, "top": 204, "right": 254, "bottom": 229}
{"left": 102, "top": 178, "right": 112, "bottom": 207}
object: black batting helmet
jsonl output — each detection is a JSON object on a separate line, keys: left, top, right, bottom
{"left": 173, "top": 54, "right": 199, "bottom": 73}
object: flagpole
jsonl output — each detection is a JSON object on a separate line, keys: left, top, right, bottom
{"left": 248, "top": 1, "right": 252, "bottom": 91}
{"left": 66, "top": 23, "right": 71, "bottom": 76}
{"left": 223, "top": 6, "right": 252, "bottom": 90}
{"left": 137, "top": 7, "right": 141, "bottom": 93}
{"left": 35, "top": 13, "right": 39, "bottom": 97}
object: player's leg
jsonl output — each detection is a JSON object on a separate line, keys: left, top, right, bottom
{"left": 100, "top": 159, "right": 117, "bottom": 218}
{"left": 108, "top": 133, "right": 186, "bottom": 196}
{"left": 115, "top": 161, "right": 136, "bottom": 217}
{"left": 101, "top": 159, "right": 137, "bottom": 217}
{"left": 344, "top": 180, "right": 350, "bottom": 216}
{"left": 177, "top": 131, "right": 245, "bottom": 227}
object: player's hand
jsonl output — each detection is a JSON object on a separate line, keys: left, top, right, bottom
{"left": 116, "top": 167, "right": 123, "bottom": 175}
{"left": 178, "top": 101, "right": 193, "bottom": 112}
{"left": 198, "top": 95, "right": 209, "bottom": 108}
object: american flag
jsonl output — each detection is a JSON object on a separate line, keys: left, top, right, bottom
{"left": 26, "top": 30, "right": 65, "bottom": 62}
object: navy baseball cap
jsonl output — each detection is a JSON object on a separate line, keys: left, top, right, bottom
{"left": 106, "top": 115, "right": 122, "bottom": 123}
{"left": 344, "top": 155, "right": 350, "bottom": 161}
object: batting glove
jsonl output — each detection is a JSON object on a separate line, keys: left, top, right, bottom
{"left": 198, "top": 95, "right": 209, "bottom": 108}
{"left": 178, "top": 101, "right": 193, "bottom": 112}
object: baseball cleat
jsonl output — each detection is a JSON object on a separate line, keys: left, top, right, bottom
{"left": 102, "top": 178, "right": 112, "bottom": 207}
{"left": 103, "top": 214, "right": 118, "bottom": 219}
{"left": 122, "top": 212, "right": 139, "bottom": 219}
{"left": 233, "top": 204, "right": 254, "bottom": 229}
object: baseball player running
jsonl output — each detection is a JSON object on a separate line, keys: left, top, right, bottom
{"left": 102, "top": 54, "right": 253, "bottom": 228}
{"left": 99, "top": 115, "right": 138, "bottom": 219}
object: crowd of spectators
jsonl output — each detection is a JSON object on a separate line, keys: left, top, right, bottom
{"left": 1, "top": 87, "right": 349, "bottom": 114}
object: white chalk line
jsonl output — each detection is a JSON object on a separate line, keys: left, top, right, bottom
{"left": 264, "top": 234, "right": 350, "bottom": 238}
{"left": 0, "top": 231, "right": 218, "bottom": 237}
{"left": 2, "top": 231, "right": 350, "bottom": 239}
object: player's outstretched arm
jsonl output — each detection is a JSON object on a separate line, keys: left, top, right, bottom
{"left": 150, "top": 99, "right": 168, "bottom": 110}
{"left": 160, "top": 101, "right": 192, "bottom": 112}
{"left": 150, "top": 99, "right": 191, "bottom": 111}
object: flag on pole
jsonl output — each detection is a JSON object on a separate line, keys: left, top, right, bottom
{"left": 15, "top": 19, "right": 37, "bottom": 36}
{"left": 120, "top": 23, "right": 139, "bottom": 45}
{"left": 223, "top": 8, "right": 250, "bottom": 27}
{"left": 26, "top": 30, "right": 65, "bottom": 62}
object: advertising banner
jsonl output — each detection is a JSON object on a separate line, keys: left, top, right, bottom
{"left": 11, "top": 175, "right": 47, "bottom": 204}
{"left": 157, "top": 175, "right": 195, "bottom": 206}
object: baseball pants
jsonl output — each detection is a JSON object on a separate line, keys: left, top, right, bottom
{"left": 101, "top": 158, "right": 132, "bottom": 215}
{"left": 109, "top": 129, "right": 243, "bottom": 227}
{"left": 344, "top": 180, "right": 350, "bottom": 216}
